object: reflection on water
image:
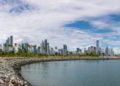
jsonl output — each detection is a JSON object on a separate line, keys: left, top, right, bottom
{"left": 21, "top": 60, "right": 120, "bottom": 86}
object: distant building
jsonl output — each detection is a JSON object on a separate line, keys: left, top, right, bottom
{"left": 0, "top": 44, "right": 2, "bottom": 51}
{"left": 84, "top": 48, "right": 87, "bottom": 54}
{"left": 0, "top": 36, "right": 115, "bottom": 56}
{"left": 76, "top": 48, "right": 82, "bottom": 54}
{"left": 4, "top": 36, "right": 14, "bottom": 52}
{"left": 58, "top": 49, "right": 64, "bottom": 54}
{"left": 13, "top": 43, "right": 19, "bottom": 53}
{"left": 41, "top": 39, "right": 50, "bottom": 54}
{"left": 105, "top": 47, "right": 114, "bottom": 56}
{"left": 19, "top": 43, "right": 29, "bottom": 53}
{"left": 37, "top": 46, "right": 41, "bottom": 53}
{"left": 63, "top": 44, "right": 68, "bottom": 55}
{"left": 9, "top": 36, "right": 13, "bottom": 46}
{"left": 110, "top": 48, "right": 114, "bottom": 56}
{"left": 33, "top": 45, "right": 37, "bottom": 53}
{"left": 96, "top": 40, "right": 100, "bottom": 54}
{"left": 50, "top": 48, "right": 55, "bottom": 55}
{"left": 54, "top": 47, "right": 59, "bottom": 54}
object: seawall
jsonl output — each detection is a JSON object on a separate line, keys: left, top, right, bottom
{"left": 0, "top": 56, "right": 120, "bottom": 86}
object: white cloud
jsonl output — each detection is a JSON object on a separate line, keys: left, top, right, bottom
{"left": 0, "top": 0, "right": 120, "bottom": 53}
{"left": 91, "top": 21, "right": 112, "bottom": 29}
{"left": 113, "top": 48, "right": 120, "bottom": 54}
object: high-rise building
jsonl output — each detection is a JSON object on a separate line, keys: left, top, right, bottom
{"left": 33, "top": 45, "right": 37, "bottom": 53}
{"left": 0, "top": 44, "right": 2, "bottom": 51}
{"left": 9, "top": 36, "right": 13, "bottom": 46}
{"left": 111, "top": 48, "right": 114, "bottom": 56}
{"left": 84, "top": 48, "right": 87, "bottom": 54}
{"left": 13, "top": 43, "right": 19, "bottom": 53}
{"left": 63, "top": 44, "right": 67, "bottom": 50}
{"left": 63, "top": 44, "right": 68, "bottom": 54}
{"left": 96, "top": 40, "right": 100, "bottom": 54}
{"left": 76, "top": 48, "right": 82, "bottom": 54}
{"left": 19, "top": 43, "right": 29, "bottom": 53}
{"left": 58, "top": 49, "right": 64, "bottom": 54}
{"left": 41, "top": 39, "right": 50, "bottom": 54}
{"left": 105, "top": 47, "right": 109, "bottom": 56}
{"left": 4, "top": 36, "right": 14, "bottom": 52}
{"left": 50, "top": 48, "right": 55, "bottom": 54}
{"left": 37, "top": 46, "right": 41, "bottom": 53}
{"left": 105, "top": 47, "right": 114, "bottom": 56}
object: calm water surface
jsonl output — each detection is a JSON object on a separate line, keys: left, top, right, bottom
{"left": 21, "top": 60, "right": 120, "bottom": 86}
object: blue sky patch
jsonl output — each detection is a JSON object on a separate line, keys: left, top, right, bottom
{"left": 94, "top": 29, "right": 114, "bottom": 33}
{"left": 103, "top": 35, "right": 120, "bottom": 41}
{"left": 65, "top": 21, "right": 94, "bottom": 30}
{"left": 109, "top": 14, "right": 120, "bottom": 22}
{"left": 65, "top": 20, "right": 114, "bottom": 34}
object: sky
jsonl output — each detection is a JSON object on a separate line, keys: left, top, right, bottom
{"left": 0, "top": 0, "right": 120, "bottom": 54}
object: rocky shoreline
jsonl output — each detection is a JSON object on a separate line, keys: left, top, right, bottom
{"left": 0, "top": 56, "right": 120, "bottom": 86}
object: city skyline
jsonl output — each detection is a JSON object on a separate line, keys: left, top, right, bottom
{"left": 0, "top": 0, "right": 120, "bottom": 54}
{"left": 0, "top": 35, "right": 114, "bottom": 56}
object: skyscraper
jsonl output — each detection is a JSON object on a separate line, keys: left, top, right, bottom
{"left": 41, "top": 39, "right": 50, "bottom": 54}
{"left": 105, "top": 47, "right": 114, "bottom": 56}
{"left": 76, "top": 48, "right": 82, "bottom": 54}
{"left": 105, "top": 47, "right": 109, "bottom": 56}
{"left": 96, "top": 40, "right": 99, "bottom": 54}
{"left": 9, "top": 36, "right": 13, "bottom": 46}
{"left": 63, "top": 44, "right": 67, "bottom": 51}
{"left": 63, "top": 44, "right": 68, "bottom": 54}
{"left": 33, "top": 45, "right": 37, "bottom": 53}
{"left": 4, "top": 36, "right": 14, "bottom": 51}
{"left": 21, "top": 43, "right": 29, "bottom": 53}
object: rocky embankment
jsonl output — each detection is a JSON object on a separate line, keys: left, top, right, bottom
{"left": 0, "top": 56, "right": 119, "bottom": 86}
{"left": 0, "top": 57, "right": 80, "bottom": 86}
{"left": 0, "top": 57, "right": 31, "bottom": 86}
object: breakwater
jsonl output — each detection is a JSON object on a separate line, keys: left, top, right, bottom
{"left": 0, "top": 56, "right": 119, "bottom": 86}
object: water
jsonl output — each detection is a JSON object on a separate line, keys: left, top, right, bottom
{"left": 21, "top": 60, "right": 120, "bottom": 86}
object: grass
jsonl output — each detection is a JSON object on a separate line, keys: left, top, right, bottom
{"left": 0, "top": 51, "right": 106, "bottom": 59}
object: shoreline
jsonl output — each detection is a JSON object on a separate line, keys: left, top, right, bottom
{"left": 0, "top": 56, "right": 120, "bottom": 86}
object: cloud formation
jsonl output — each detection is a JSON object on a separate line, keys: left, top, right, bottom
{"left": 0, "top": 0, "right": 120, "bottom": 54}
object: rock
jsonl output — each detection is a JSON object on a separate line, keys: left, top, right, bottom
{"left": 9, "top": 76, "right": 18, "bottom": 86}
{"left": 0, "top": 79, "right": 4, "bottom": 84}
{"left": 18, "top": 80, "right": 24, "bottom": 86}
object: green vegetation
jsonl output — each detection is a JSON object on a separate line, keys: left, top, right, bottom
{"left": 0, "top": 50, "right": 103, "bottom": 58}
{"left": 0, "top": 51, "right": 47, "bottom": 57}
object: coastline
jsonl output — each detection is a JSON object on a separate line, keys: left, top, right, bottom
{"left": 0, "top": 56, "right": 120, "bottom": 86}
